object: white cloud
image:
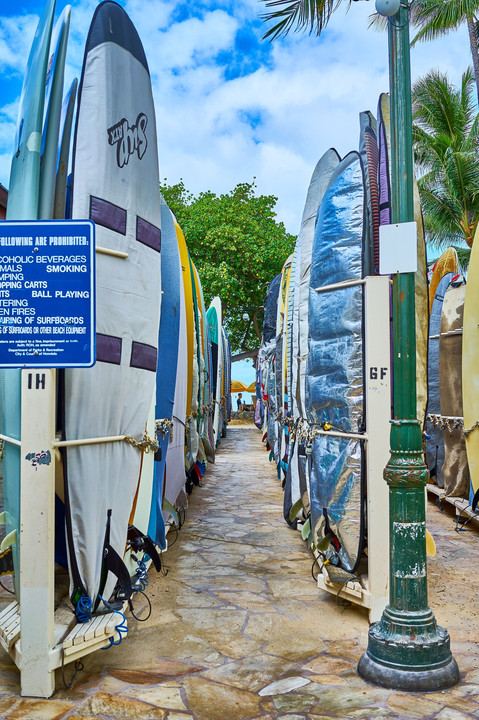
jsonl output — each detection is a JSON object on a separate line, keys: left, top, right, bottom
{"left": 0, "top": 0, "right": 472, "bottom": 233}
{"left": 0, "top": 14, "right": 38, "bottom": 74}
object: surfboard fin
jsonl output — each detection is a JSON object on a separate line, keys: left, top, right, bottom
{"left": 425, "top": 528, "right": 436, "bottom": 558}
{"left": 1, "top": 530, "right": 17, "bottom": 553}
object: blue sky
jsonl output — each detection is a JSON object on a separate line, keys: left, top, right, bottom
{"left": 0, "top": 0, "right": 469, "bottom": 234}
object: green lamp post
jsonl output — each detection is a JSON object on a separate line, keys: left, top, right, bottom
{"left": 357, "top": 0, "right": 459, "bottom": 691}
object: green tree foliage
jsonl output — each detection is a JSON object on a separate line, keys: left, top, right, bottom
{"left": 412, "top": 68, "right": 479, "bottom": 254}
{"left": 161, "top": 180, "right": 296, "bottom": 353}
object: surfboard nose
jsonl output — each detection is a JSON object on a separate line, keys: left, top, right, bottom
{"left": 86, "top": 1, "right": 149, "bottom": 74}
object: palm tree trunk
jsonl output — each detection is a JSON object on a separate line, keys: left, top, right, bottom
{"left": 467, "top": 15, "right": 479, "bottom": 105}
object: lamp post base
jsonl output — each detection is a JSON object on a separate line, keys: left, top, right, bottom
{"left": 358, "top": 609, "right": 460, "bottom": 691}
{"left": 358, "top": 652, "right": 459, "bottom": 692}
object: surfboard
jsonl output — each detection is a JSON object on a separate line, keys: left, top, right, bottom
{"left": 195, "top": 271, "right": 214, "bottom": 462}
{"left": 190, "top": 261, "right": 205, "bottom": 473}
{"left": 260, "top": 275, "right": 281, "bottom": 454}
{"left": 285, "top": 149, "right": 341, "bottom": 521}
{"left": 440, "top": 278, "right": 468, "bottom": 498}
{"left": 463, "top": 223, "right": 479, "bottom": 493}
{"left": 163, "top": 223, "right": 187, "bottom": 513}
{"left": 124, "top": 389, "right": 156, "bottom": 577}
{"left": 146, "top": 194, "right": 181, "bottom": 546}
{"left": 187, "top": 258, "right": 200, "bottom": 481}
{"left": 224, "top": 330, "right": 232, "bottom": 424}
{"left": 207, "top": 298, "right": 223, "bottom": 446}
{"left": 65, "top": 0, "right": 162, "bottom": 608}
{"left": 220, "top": 326, "right": 231, "bottom": 436}
{"left": 278, "top": 256, "right": 292, "bottom": 471}
{"left": 193, "top": 266, "right": 208, "bottom": 449}
{"left": 175, "top": 221, "right": 195, "bottom": 471}
{"left": 429, "top": 247, "right": 459, "bottom": 311}
{"left": 305, "top": 151, "right": 366, "bottom": 573}
{"left": 0, "top": 0, "right": 56, "bottom": 596}
{"left": 39, "top": 5, "right": 71, "bottom": 219}
{"left": 359, "top": 111, "right": 380, "bottom": 276}
{"left": 53, "top": 78, "right": 77, "bottom": 219}
{"left": 425, "top": 271, "right": 456, "bottom": 488}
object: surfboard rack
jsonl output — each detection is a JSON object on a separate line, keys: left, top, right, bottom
{"left": 313, "top": 276, "right": 391, "bottom": 623}
{"left": 426, "top": 482, "right": 479, "bottom": 525}
{"left": 0, "top": 369, "right": 166, "bottom": 697}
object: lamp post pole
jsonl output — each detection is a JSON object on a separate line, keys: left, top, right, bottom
{"left": 357, "top": 0, "right": 459, "bottom": 691}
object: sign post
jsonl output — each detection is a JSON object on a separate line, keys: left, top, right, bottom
{"left": 0, "top": 220, "right": 95, "bottom": 696}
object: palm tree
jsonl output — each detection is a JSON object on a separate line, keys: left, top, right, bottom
{"left": 412, "top": 67, "right": 479, "bottom": 251}
{"left": 411, "top": 1, "right": 479, "bottom": 105}
{"left": 259, "top": 0, "right": 346, "bottom": 40}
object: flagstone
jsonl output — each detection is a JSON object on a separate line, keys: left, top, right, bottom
{"left": 212, "top": 590, "right": 277, "bottom": 611}
{"left": 303, "top": 654, "right": 356, "bottom": 675}
{"left": 435, "top": 707, "right": 475, "bottom": 720}
{"left": 0, "top": 698, "right": 18, "bottom": 715}
{"left": 180, "top": 676, "right": 262, "bottom": 720}
{"left": 207, "top": 633, "right": 263, "bottom": 659}
{"left": 272, "top": 692, "right": 315, "bottom": 712}
{"left": 6, "top": 699, "right": 75, "bottom": 720}
{"left": 78, "top": 692, "right": 167, "bottom": 719}
{"left": 307, "top": 673, "right": 349, "bottom": 685}
{"left": 386, "top": 693, "right": 444, "bottom": 718}
{"left": 98, "top": 675, "right": 130, "bottom": 693}
{"left": 201, "top": 654, "right": 299, "bottom": 692}
{"left": 267, "top": 579, "right": 320, "bottom": 598}
{"left": 173, "top": 593, "right": 225, "bottom": 608}
{"left": 259, "top": 676, "right": 311, "bottom": 696}
{"left": 173, "top": 608, "right": 248, "bottom": 634}
{"left": 123, "top": 684, "right": 187, "bottom": 710}
{"left": 262, "top": 632, "right": 325, "bottom": 660}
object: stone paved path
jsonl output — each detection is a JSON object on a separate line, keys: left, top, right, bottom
{"left": 0, "top": 426, "right": 479, "bottom": 719}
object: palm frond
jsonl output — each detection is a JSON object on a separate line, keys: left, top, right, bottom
{"left": 259, "top": 0, "right": 344, "bottom": 40}
{"left": 411, "top": 0, "right": 479, "bottom": 45}
{"left": 452, "top": 244, "right": 471, "bottom": 270}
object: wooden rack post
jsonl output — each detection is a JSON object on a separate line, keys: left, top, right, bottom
{"left": 316, "top": 275, "right": 391, "bottom": 622}
{"left": 20, "top": 368, "right": 56, "bottom": 696}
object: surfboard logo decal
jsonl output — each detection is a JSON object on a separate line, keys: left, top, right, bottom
{"left": 107, "top": 113, "right": 148, "bottom": 168}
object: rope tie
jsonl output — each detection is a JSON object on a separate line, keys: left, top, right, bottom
{"left": 155, "top": 418, "right": 174, "bottom": 437}
{"left": 426, "top": 413, "right": 478, "bottom": 437}
{"left": 124, "top": 430, "right": 159, "bottom": 454}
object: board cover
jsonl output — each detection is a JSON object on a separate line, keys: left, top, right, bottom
{"left": 440, "top": 279, "right": 469, "bottom": 497}
{"left": 305, "top": 152, "right": 365, "bottom": 573}
{"left": 425, "top": 272, "right": 455, "bottom": 488}
{"left": 65, "top": 1, "right": 162, "bottom": 604}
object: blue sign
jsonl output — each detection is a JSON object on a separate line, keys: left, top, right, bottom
{"left": 0, "top": 220, "right": 95, "bottom": 368}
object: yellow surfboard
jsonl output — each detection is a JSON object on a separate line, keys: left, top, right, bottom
{"left": 428, "top": 247, "right": 459, "bottom": 312}
{"left": 462, "top": 226, "right": 479, "bottom": 492}
{"left": 175, "top": 221, "right": 194, "bottom": 464}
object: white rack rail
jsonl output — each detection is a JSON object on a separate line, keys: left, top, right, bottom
{"left": 313, "top": 275, "right": 391, "bottom": 623}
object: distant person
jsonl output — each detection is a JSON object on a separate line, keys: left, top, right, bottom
{"left": 237, "top": 393, "right": 243, "bottom": 411}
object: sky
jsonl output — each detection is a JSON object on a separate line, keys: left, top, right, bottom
{"left": 0, "top": 0, "right": 470, "bottom": 236}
